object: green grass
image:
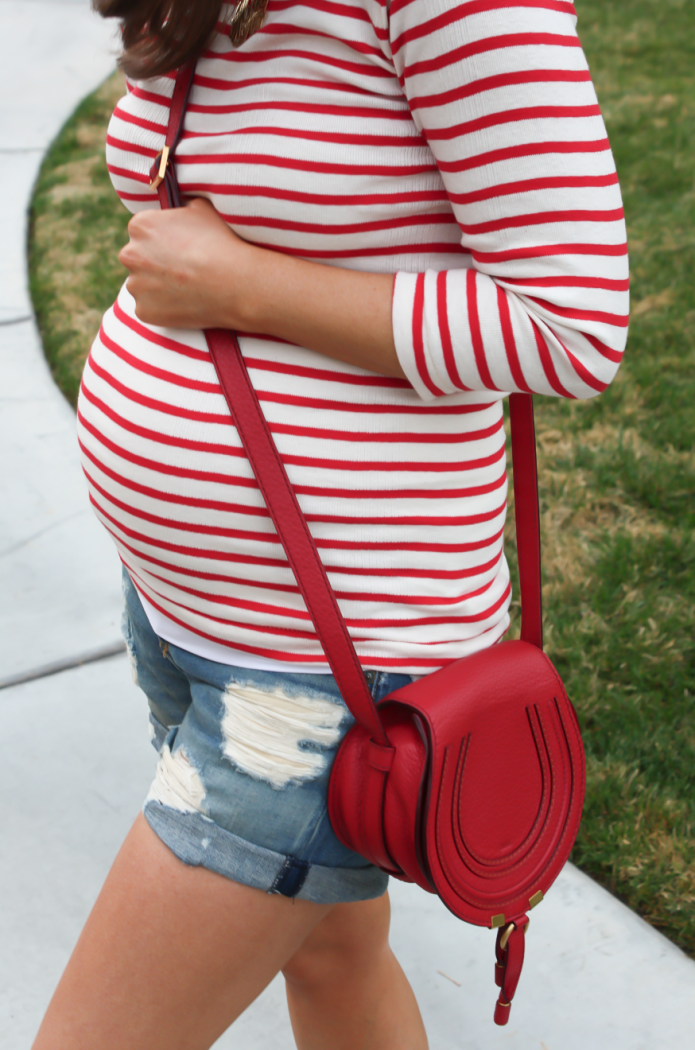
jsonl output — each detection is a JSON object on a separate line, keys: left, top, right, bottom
{"left": 29, "top": 72, "right": 130, "bottom": 405}
{"left": 506, "top": 0, "right": 695, "bottom": 950}
{"left": 29, "top": 1, "right": 695, "bottom": 954}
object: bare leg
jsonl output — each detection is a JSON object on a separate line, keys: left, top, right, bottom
{"left": 31, "top": 813, "right": 332, "bottom": 1050}
{"left": 283, "top": 892, "right": 429, "bottom": 1050}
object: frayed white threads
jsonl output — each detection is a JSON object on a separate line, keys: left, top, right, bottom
{"left": 124, "top": 638, "right": 139, "bottom": 685}
{"left": 220, "top": 682, "right": 345, "bottom": 789}
{"left": 146, "top": 745, "right": 206, "bottom": 814}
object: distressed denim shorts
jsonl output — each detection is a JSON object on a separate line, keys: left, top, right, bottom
{"left": 121, "top": 570, "right": 416, "bottom": 904}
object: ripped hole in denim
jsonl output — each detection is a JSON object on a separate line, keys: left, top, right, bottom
{"left": 121, "top": 611, "right": 139, "bottom": 686}
{"left": 220, "top": 681, "right": 345, "bottom": 789}
{"left": 146, "top": 745, "right": 206, "bottom": 814}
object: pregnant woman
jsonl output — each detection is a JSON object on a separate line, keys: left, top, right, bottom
{"left": 33, "top": 1, "right": 628, "bottom": 1047}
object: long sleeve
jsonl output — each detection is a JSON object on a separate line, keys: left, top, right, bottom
{"left": 387, "top": 0, "right": 629, "bottom": 401}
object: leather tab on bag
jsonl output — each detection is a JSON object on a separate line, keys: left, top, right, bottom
{"left": 493, "top": 915, "right": 529, "bottom": 1026}
{"left": 494, "top": 999, "right": 511, "bottom": 1026}
{"left": 368, "top": 740, "right": 395, "bottom": 772}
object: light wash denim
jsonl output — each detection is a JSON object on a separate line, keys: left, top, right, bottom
{"left": 122, "top": 570, "right": 416, "bottom": 903}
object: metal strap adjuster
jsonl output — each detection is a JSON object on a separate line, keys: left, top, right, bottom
{"left": 149, "top": 144, "right": 170, "bottom": 190}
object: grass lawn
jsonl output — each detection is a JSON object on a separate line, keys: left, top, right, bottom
{"left": 29, "top": 0, "right": 695, "bottom": 954}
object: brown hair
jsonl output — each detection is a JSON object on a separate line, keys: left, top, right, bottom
{"left": 93, "top": 0, "right": 224, "bottom": 80}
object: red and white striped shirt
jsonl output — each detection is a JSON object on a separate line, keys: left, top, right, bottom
{"left": 77, "top": 0, "right": 628, "bottom": 674}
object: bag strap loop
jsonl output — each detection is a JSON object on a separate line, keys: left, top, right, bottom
{"left": 150, "top": 61, "right": 544, "bottom": 739}
{"left": 204, "top": 328, "right": 391, "bottom": 745}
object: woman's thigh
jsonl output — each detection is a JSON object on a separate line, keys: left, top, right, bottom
{"left": 282, "top": 892, "right": 392, "bottom": 987}
{"left": 32, "top": 813, "right": 334, "bottom": 1050}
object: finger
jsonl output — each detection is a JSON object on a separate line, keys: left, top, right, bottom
{"left": 184, "top": 196, "right": 215, "bottom": 213}
{"left": 128, "top": 208, "right": 165, "bottom": 240}
{"left": 119, "top": 243, "right": 134, "bottom": 270}
{"left": 127, "top": 212, "right": 147, "bottom": 239}
{"left": 119, "top": 236, "right": 144, "bottom": 270}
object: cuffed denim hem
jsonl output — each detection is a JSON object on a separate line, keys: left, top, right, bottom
{"left": 144, "top": 801, "right": 390, "bottom": 905}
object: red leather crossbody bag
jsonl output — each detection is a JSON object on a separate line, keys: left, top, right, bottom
{"left": 150, "top": 62, "right": 586, "bottom": 1025}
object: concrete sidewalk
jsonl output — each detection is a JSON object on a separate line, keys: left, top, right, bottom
{"left": 1, "top": 3, "right": 693, "bottom": 1048}
{"left": 0, "top": 0, "right": 124, "bottom": 682}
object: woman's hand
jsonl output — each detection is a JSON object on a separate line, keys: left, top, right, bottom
{"left": 119, "top": 198, "right": 260, "bottom": 330}
{"left": 119, "top": 195, "right": 405, "bottom": 379}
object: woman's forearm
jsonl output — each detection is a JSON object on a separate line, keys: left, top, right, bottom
{"left": 234, "top": 244, "right": 404, "bottom": 378}
{"left": 120, "top": 199, "right": 406, "bottom": 380}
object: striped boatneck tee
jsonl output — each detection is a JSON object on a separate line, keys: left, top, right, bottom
{"left": 77, "top": 0, "right": 629, "bottom": 674}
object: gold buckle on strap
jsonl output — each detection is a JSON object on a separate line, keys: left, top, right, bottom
{"left": 149, "top": 144, "right": 170, "bottom": 190}
{"left": 499, "top": 923, "right": 516, "bottom": 951}
{"left": 499, "top": 919, "right": 528, "bottom": 952}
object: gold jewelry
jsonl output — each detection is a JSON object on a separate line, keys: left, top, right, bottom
{"left": 228, "top": 0, "right": 269, "bottom": 48}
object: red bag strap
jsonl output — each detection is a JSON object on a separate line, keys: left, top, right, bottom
{"left": 205, "top": 329, "right": 392, "bottom": 746}
{"left": 149, "top": 62, "right": 544, "bottom": 739}
{"left": 508, "top": 392, "right": 543, "bottom": 650}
